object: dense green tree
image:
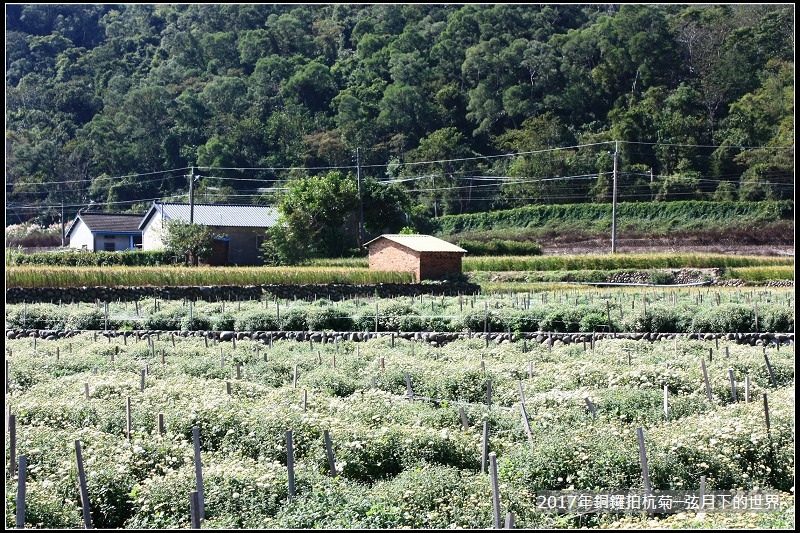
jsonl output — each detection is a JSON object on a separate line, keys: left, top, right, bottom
{"left": 4, "top": 4, "right": 794, "bottom": 232}
{"left": 494, "top": 113, "right": 581, "bottom": 207}
{"left": 263, "top": 171, "right": 359, "bottom": 264}
{"left": 160, "top": 220, "right": 225, "bottom": 266}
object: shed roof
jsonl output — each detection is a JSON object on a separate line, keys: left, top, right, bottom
{"left": 67, "top": 213, "right": 144, "bottom": 236}
{"left": 364, "top": 234, "right": 467, "bottom": 253}
{"left": 139, "top": 202, "right": 279, "bottom": 229}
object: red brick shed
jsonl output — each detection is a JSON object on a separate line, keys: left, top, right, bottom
{"left": 365, "top": 234, "right": 467, "bottom": 281}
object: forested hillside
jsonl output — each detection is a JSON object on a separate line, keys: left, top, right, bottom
{"left": 6, "top": 4, "right": 794, "bottom": 237}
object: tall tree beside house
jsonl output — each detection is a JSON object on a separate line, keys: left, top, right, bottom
{"left": 160, "top": 219, "right": 225, "bottom": 266}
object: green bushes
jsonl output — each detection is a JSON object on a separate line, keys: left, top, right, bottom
{"left": 280, "top": 308, "right": 308, "bottom": 331}
{"left": 306, "top": 306, "right": 354, "bottom": 331}
{"left": 5, "top": 304, "right": 66, "bottom": 329}
{"left": 143, "top": 308, "right": 186, "bottom": 330}
{"left": 234, "top": 310, "right": 279, "bottom": 332}
{"left": 211, "top": 313, "right": 236, "bottom": 331}
{"left": 621, "top": 303, "right": 694, "bottom": 333}
{"left": 66, "top": 307, "right": 105, "bottom": 330}
{"left": 690, "top": 304, "right": 755, "bottom": 333}
{"left": 180, "top": 315, "right": 212, "bottom": 331}
{"left": 7, "top": 250, "right": 174, "bottom": 267}
{"left": 431, "top": 200, "right": 794, "bottom": 236}
{"left": 4, "top": 290, "right": 794, "bottom": 335}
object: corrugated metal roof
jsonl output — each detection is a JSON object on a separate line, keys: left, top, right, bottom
{"left": 365, "top": 234, "right": 467, "bottom": 253}
{"left": 154, "top": 203, "right": 279, "bottom": 228}
{"left": 71, "top": 213, "right": 144, "bottom": 234}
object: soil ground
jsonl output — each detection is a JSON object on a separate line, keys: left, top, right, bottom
{"left": 538, "top": 233, "right": 794, "bottom": 257}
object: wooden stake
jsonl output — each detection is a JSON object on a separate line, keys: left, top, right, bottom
{"left": 701, "top": 360, "right": 712, "bottom": 401}
{"left": 584, "top": 397, "right": 598, "bottom": 420}
{"left": 459, "top": 407, "right": 469, "bottom": 430}
{"left": 745, "top": 375, "right": 750, "bottom": 403}
{"left": 286, "top": 430, "right": 295, "bottom": 499}
{"left": 636, "top": 427, "right": 652, "bottom": 498}
{"left": 16, "top": 455, "right": 27, "bottom": 528}
{"left": 489, "top": 452, "right": 502, "bottom": 529}
{"left": 75, "top": 440, "right": 93, "bottom": 529}
{"left": 192, "top": 427, "right": 205, "bottom": 520}
{"left": 9, "top": 414, "right": 16, "bottom": 477}
{"left": 519, "top": 402, "right": 532, "bottom": 439}
{"left": 126, "top": 396, "right": 132, "bottom": 439}
{"left": 323, "top": 429, "right": 337, "bottom": 477}
{"left": 481, "top": 420, "right": 489, "bottom": 474}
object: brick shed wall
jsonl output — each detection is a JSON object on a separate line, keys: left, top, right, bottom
{"left": 368, "top": 240, "right": 421, "bottom": 280}
{"left": 419, "top": 252, "right": 463, "bottom": 280}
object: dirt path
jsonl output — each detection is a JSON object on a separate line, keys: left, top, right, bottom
{"left": 540, "top": 237, "right": 794, "bottom": 257}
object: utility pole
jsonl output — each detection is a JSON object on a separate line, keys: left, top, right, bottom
{"left": 61, "top": 200, "right": 65, "bottom": 247}
{"left": 189, "top": 166, "right": 195, "bottom": 224}
{"left": 611, "top": 141, "right": 618, "bottom": 254}
{"left": 650, "top": 167, "right": 654, "bottom": 201}
{"left": 356, "top": 148, "right": 364, "bottom": 247}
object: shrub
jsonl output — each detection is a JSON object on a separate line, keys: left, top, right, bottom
{"left": 691, "top": 303, "right": 754, "bottom": 333}
{"left": 760, "top": 306, "right": 794, "bottom": 333}
{"left": 456, "top": 238, "right": 543, "bottom": 256}
{"left": 622, "top": 302, "right": 694, "bottom": 333}
{"left": 301, "top": 366, "right": 359, "bottom": 397}
{"left": 497, "top": 309, "right": 539, "bottom": 333}
{"left": 280, "top": 307, "right": 308, "bottom": 331}
{"left": 306, "top": 306, "right": 354, "bottom": 331}
{"left": 211, "top": 313, "right": 236, "bottom": 331}
{"left": 5, "top": 304, "right": 66, "bottom": 329}
{"left": 143, "top": 308, "right": 186, "bottom": 330}
{"left": 648, "top": 270, "right": 675, "bottom": 285}
{"left": 66, "top": 307, "right": 105, "bottom": 330}
{"left": 235, "top": 311, "right": 279, "bottom": 332}
{"left": 180, "top": 315, "right": 212, "bottom": 331}
{"left": 455, "top": 309, "right": 504, "bottom": 333}
{"left": 579, "top": 312, "right": 608, "bottom": 332}
{"left": 377, "top": 301, "right": 418, "bottom": 331}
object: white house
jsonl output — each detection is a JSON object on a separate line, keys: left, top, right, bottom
{"left": 66, "top": 212, "right": 144, "bottom": 251}
{"left": 139, "top": 202, "right": 280, "bottom": 265}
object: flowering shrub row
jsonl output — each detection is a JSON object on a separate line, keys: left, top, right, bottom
{"left": 4, "top": 331, "right": 794, "bottom": 528}
{"left": 5, "top": 288, "right": 794, "bottom": 334}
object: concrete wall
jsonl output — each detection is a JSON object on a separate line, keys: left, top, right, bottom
{"left": 141, "top": 214, "right": 164, "bottom": 251}
{"left": 68, "top": 220, "right": 94, "bottom": 250}
{"left": 94, "top": 234, "right": 137, "bottom": 252}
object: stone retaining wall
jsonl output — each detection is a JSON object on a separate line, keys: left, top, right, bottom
{"left": 7, "top": 327, "right": 793, "bottom": 349}
{"left": 5, "top": 281, "right": 482, "bottom": 304}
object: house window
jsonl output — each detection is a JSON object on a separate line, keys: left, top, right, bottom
{"left": 104, "top": 242, "right": 115, "bottom": 252}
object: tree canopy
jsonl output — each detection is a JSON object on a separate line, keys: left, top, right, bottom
{"left": 6, "top": 4, "right": 794, "bottom": 236}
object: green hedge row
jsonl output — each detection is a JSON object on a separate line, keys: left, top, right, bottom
{"left": 6, "top": 250, "right": 176, "bottom": 267}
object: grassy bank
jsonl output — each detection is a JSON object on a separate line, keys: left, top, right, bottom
{"left": 429, "top": 200, "right": 794, "bottom": 238}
